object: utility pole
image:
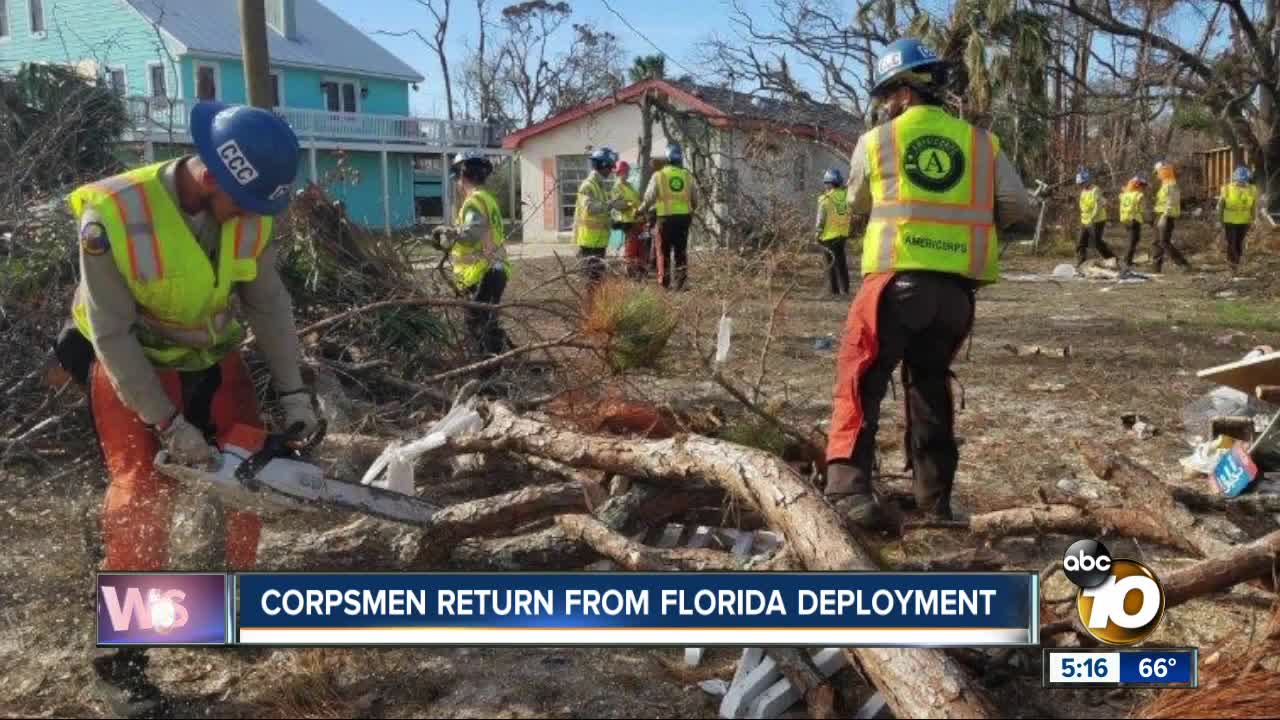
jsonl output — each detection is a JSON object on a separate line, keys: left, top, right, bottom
{"left": 240, "top": 0, "right": 272, "bottom": 108}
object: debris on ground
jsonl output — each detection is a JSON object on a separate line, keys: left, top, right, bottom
{"left": 1004, "top": 344, "right": 1071, "bottom": 358}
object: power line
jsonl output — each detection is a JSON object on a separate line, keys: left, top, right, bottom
{"left": 598, "top": 0, "right": 698, "bottom": 77}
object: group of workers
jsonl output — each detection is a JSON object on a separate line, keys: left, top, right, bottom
{"left": 573, "top": 142, "right": 698, "bottom": 290}
{"left": 1076, "top": 162, "right": 1263, "bottom": 275}
{"left": 55, "top": 30, "right": 1270, "bottom": 717}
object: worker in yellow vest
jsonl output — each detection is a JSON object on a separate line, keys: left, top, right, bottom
{"left": 824, "top": 39, "right": 1036, "bottom": 529}
{"left": 1075, "top": 169, "right": 1116, "bottom": 267}
{"left": 575, "top": 147, "right": 624, "bottom": 289}
{"left": 612, "top": 159, "right": 646, "bottom": 279}
{"left": 639, "top": 143, "right": 699, "bottom": 290}
{"left": 1153, "top": 160, "right": 1194, "bottom": 273}
{"left": 814, "top": 168, "right": 852, "bottom": 296}
{"left": 435, "top": 150, "right": 510, "bottom": 359}
{"left": 1217, "top": 166, "right": 1259, "bottom": 274}
{"left": 1118, "top": 175, "right": 1151, "bottom": 269}
{"left": 57, "top": 103, "right": 315, "bottom": 716}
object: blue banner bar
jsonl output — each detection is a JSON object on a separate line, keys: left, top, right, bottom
{"left": 233, "top": 572, "right": 1038, "bottom": 647}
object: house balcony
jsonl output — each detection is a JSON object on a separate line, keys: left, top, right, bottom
{"left": 122, "top": 96, "right": 505, "bottom": 151}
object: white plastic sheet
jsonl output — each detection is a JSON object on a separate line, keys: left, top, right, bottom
{"left": 360, "top": 399, "right": 484, "bottom": 495}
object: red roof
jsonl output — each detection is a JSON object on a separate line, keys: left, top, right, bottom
{"left": 501, "top": 78, "right": 856, "bottom": 150}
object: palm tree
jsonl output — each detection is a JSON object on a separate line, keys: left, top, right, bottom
{"left": 630, "top": 54, "right": 666, "bottom": 83}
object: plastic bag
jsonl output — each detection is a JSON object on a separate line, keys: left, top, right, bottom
{"left": 715, "top": 312, "right": 732, "bottom": 364}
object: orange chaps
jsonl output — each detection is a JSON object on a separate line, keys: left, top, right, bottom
{"left": 90, "top": 353, "right": 263, "bottom": 571}
{"left": 826, "top": 272, "right": 895, "bottom": 463}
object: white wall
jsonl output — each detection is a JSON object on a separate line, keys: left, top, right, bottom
{"left": 513, "top": 101, "right": 851, "bottom": 245}
{"left": 514, "top": 102, "right": 672, "bottom": 244}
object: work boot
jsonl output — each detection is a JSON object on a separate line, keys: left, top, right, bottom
{"left": 92, "top": 649, "right": 168, "bottom": 719}
{"left": 834, "top": 493, "right": 881, "bottom": 530}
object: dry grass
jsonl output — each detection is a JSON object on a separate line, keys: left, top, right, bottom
{"left": 1134, "top": 606, "right": 1280, "bottom": 719}
{"left": 250, "top": 650, "right": 364, "bottom": 719}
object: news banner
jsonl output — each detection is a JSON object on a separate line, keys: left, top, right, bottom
{"left": 95, "top": 538, "right": 1198, "bottom": 690}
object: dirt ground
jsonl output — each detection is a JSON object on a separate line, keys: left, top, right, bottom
{"left": 2, "top": 224, "right": 1278, "bottom": 718}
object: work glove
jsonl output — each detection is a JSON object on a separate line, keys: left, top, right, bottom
{"left": 279, "top": 391, "right": 321, "bottom": 439}
{"left": 432, "top": 226, "right": 459, "bottom": 250}
{"left": 157, "top": 414, "right": 217, "bottom": 468}
{"left": 609, "top": 196, "right": 629, "bottom": 211}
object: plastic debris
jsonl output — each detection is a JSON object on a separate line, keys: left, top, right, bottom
{"left": 361, "top": 399, "right": 484, "bottom": 494}
{"left": 1052, "top": 263, "right": 1077, "bottom": 279}
{"left": 699, "top": 679, "right": 730, "bottom": 697}
{"left": 813, "top": 334, "right": 836, "bottom": 351}
{"left": 715, "top": 312, "right": 733, "bottom": 364}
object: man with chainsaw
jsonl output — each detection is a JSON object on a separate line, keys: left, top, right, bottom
{"left": 824, "top": 39, "right": 1036, "bottom": 529}
{"left": 61, "top": 102, "right": 316, "bottom": 716}
{"left": 433, "top": 150, "right": 510, "bottom": 360}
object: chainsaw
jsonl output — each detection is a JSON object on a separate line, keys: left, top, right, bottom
{"left": 155, "top": 419, "right": 453, "bottom": 528}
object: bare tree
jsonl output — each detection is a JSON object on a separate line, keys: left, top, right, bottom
{"left": 376, "top": 0, "right": 456, "bottom": 121}
{"left": 545, "top": 24, "right": 625, "bottom": 117}
{"left": 498, "top": 0, "right": 571, "bottom": 127}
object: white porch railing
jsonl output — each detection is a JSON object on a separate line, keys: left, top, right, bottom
{"left": 123, "top": 96, "right": 500, "bottom": 148}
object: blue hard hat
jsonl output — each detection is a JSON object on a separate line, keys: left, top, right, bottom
{"left": 451, "top": 149, "right": 493, "bottom": 177}
{"left": 1075, "top": 169, "right": 1091, "bottom": 185}
{"left": 190, "top": 102, "right": 300, "bottom": 216}
{"left": 872, "top": 38, "right": 945, "bottom": 97}
{"left": 590, "top": 146, "right": 617, "bottom": 171}
{"left": 666, "top": 143, "right": 683, "bottom": 164}
{"left": 1233, "top": 166, "right": 1253, "bottom": 183}
{"left": 823, "top": 168, "right": 844, "bottom": 186}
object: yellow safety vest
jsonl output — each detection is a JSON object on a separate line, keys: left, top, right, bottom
{"left": 1221, "top": 183, "right": 1258, "bottom": 225}
{"left": 1079, "top": 187, "right": 1107, "bottom": 224}
{"left": 1155, "top": 181, "right": 1180, "bottom": 218}
{"left": 1118, "top": 190, "right": 1145, "bottom": 224}
{"left": 452, "top": 189, "right": 509, "bottom": 289}
{"left": 574, "top": 174, "right": 611, "bottom": 248}
{"left": 654, "top": 165, "right": 692, "bottom": 217}
{"left": 860, "top": 105, "right": 1000, "bottom": 283}
{"left": 819, "top": 187, "right": 852, "bottom": 240}
{"left": 69, "top": 162, "right": 271, "bottom": 371}
{"left": 612, "top": 180, "right": 641, "bottom": 224}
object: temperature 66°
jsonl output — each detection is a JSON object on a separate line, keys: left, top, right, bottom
{"left": 1139, "top": 657, "right": 1175, "bottom": 678}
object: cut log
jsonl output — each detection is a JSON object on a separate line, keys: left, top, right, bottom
{"left": 967, "top": 504, "right": 1201, "bottom": 555}
{"left": 450, "top": 403, "right": 997, "bottom": 719}
{"left": 410, "top": 481, "right": 586, "bottom": 567}
{"left": 1170, "top": 488, "right": 1280, "bottom": 515}
{"left": 1257, "top": 384, "right": 1280, "bottom": 404}
{"left": 555, "top": 514, "right": 748, "bottom": 571}
{"left": 1161, "top": 528, "right": 1280, "bottom": 605}
{"left": 594, "top": 481, "right": 725, "bottom": 532}
{"left": 1079, "top": 444, "right": 1236, "bottom": 557}
{"left": 449, "top": 526, "right": 595, "bottom": 571}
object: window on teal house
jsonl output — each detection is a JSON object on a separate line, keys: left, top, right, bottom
{"left": 270, "top": 72, "right": 282, "bottom": 107}
{"left": 29, "top": 0, "right": 44, "bottom": 34}
{"left": 196, "top": 65, "right": 218, "bottom": 100}
{"left": 148, "top": 63, "right": 167, "bottom": 98}
{"left": 0, "top": 0, "right": 9, "bottom": 39}
{"left": 322, "top": 80, "right": 358, "bottom": 112}
{"left": 108, "top": 67, "right": 126, "bottom": 95}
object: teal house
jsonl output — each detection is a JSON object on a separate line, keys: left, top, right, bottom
{"left": 0, "top": 0, "right": 505, "bottom": 230}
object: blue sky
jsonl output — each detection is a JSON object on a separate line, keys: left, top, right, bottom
{"left": 321, "top": 0, "right": 762, "bottom": 116}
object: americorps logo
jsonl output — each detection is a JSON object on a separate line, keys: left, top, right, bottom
{"left": 96, "top": 573, "right": 228, "bottom": 646}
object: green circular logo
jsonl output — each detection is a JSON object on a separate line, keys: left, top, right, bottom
{"left": 669, "top": 176, "right": 685, "bottom": 192}
{"left": 904, "top": 136, "right": 965, "bottom": 193}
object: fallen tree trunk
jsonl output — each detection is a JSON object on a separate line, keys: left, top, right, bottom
{"left": 450, "top": 403, "right": 997, "bottom": 719}
{"left": 450, "top": 526, "right": 596, "bottom": 571}
{"left": 555, "top": 514, "right": 766, "bottom": 571}
{"left": 410, "top": 481, "right": 587, "bottom": 567}
{"left": 1161, "top": 528, "right": 1280, "bottom": 606}
{"left": 967, "top": 504, "right": 1202, "bottom": 555}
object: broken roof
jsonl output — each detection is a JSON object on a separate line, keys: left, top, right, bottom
{"left": 502, "top": 78, "right": 861, "bottom": 150}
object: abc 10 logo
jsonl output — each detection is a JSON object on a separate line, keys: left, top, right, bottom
{"left": 1064, "top": 539, "right": 1166, "bottom": 645}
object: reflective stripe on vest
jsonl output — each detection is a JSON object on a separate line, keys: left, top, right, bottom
{"left": 1156, "top": 182, "right": 1180, "bottom": 218}
{"left": 864, "top": 108, "right": 998, "bottom": 282}
{"left": 1222, "top": 183, "right": 1258, "bottom": 224}
{"left": 655, "top": 166, "right": 691, "bottom": 216}
{"left": 452, "top": 190, "right": 509, "bottom": 287}
{"left": 1079, "top": 187, "right": 1107, "bottom": 224}
{"left": 1119, "top": 190, "right": 1144, "bottom": 223}
{"left": 820, "top": 188, "right": 852, "bottom": 240}
{"left": 575, "top": 175, "right": 611, "bottom": 248}
{"left": 613, "top": 180, "right": 640, "bottom": 223}
{"left": 69, "top": 161, "right": 272, "bottom": 370}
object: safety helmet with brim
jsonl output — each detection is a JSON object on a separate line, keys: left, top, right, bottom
{"left": 190, "top": 102, "right": 300, "bottom": 216}
{"left": 823, "top": 168, "right": 844, "bottom": 186}
{"left": 871, "top": 38, "right": 948, "bottom": 99}
{"left": 451, "top": 149, "right": 494, "bottom": 178}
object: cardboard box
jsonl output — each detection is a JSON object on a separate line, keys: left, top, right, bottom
{"left": 1214, "top": 445, "right": 1259, "bottom": 496}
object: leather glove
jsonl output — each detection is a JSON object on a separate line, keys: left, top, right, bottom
{"left": 432, "top": 226, "right": 459, "bottom": 250}
{"left": 157, "top": 414, "right": 216, "bottom": 468}
{"left": 279, "top": 391, "right": 320, "bottom": 438}
{"left": 609, "top": 197, "right": 629, "bottom": 211}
